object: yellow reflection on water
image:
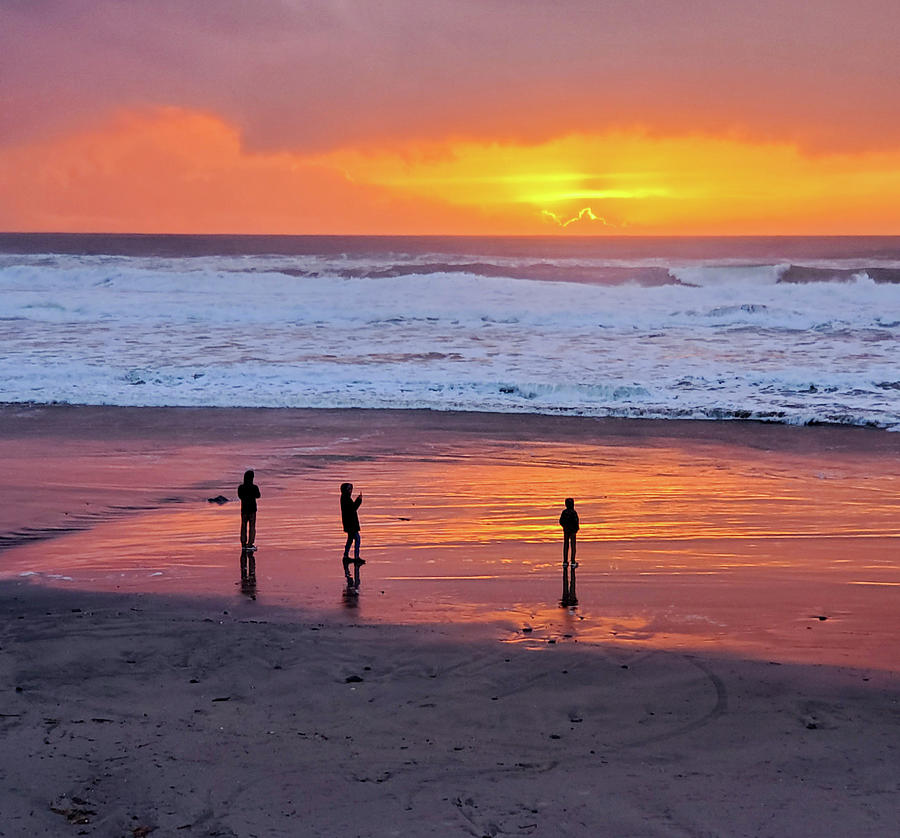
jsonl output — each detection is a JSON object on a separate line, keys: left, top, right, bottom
{"left": 5, "top": 430, "right": 900, "bottom": 670}
{"left": 320, "top": 440, "right": 900, "bottom": 556}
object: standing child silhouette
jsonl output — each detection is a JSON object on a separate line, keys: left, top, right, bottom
{"left": 559, "top": 497, "right": 579, "bottom": 568}
{"left": 340, "top": 482, "right": 365, "bottom": 586}
{"left": 238, "top": 470, "right": 261, "bottom": 550}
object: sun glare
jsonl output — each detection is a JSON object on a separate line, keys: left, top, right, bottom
{"left": 3, "top": 108, "right": 900, "bottom": 234}
{"left": 320, "top": 131, "right": 900, "bottom": 234}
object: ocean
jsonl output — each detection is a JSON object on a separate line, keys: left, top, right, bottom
{"left": 2, "top": 233, "right": 900, "bottom": 429}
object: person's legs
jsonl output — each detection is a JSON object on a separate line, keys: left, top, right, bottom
{"left": 343, "top": 532, "right": 361, "bottom": 583}
{"left": 569, "top": 533, "right": 577, "bottom": 566}
{"left": 562, "top": 533, "right": 570, "bottom": 565}
{"left": 241, "top": 513, "right": 249, "bottom": 547}
{"left": 247, "top": 513, "right": 257, "bottom": 547}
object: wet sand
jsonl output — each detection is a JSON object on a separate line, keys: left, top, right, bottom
{"left": 2, "top": 405, "right": 900, "bottom": 835}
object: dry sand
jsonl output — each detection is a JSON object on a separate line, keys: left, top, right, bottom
{"left": 3, "top": 584, "right": 898, "bottom": 838}
{"left": 1, "top": 405, "right": 899, "bottom": 836}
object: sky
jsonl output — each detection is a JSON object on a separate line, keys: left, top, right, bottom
{"left": 2, "top": 0, "right": 900, "bottom": 236}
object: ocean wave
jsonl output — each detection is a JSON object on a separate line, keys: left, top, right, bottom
{"left": 3, "top": 263, "right": 900, "bottom": 330}
{"left": 1, "top": 238, "right": 900, "bottom": 430}
{"left": 6, "top": 242, "right": 900, "bottom": 289}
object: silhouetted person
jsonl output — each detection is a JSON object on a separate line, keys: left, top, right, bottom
{"left": 559, "top": 497, "right": 579, "bottom": 606}
{"left": 559, "top": 497, "right": 579, "bottom": 568}
{"left": 238, "top": 470, "right": 261, "bottom": 550}
{"left": 340, "top": 482, "right": 364, "bottom": 585}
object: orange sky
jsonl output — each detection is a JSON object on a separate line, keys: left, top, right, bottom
{"left": 3, "top": 2, "right": 900, "bottom": 235}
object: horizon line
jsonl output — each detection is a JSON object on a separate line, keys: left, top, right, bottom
{"left": 3, "top": 231, "right": 900, "bottom": 240}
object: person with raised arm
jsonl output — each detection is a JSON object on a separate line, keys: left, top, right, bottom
{"left": 340, "top": 482, "right": 365, "bottom": 587}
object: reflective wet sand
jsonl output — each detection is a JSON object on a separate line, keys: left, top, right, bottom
{"left": 3, "top": 405, "right": 899, "bottom": 670}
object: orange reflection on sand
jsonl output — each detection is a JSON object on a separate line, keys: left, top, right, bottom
{"left": 5, "top": 506, "right": 237, "bottom": 579}
{"left": 343, "top": 442, "right": 900, "bottom": 560}
{"left": 4, "top": 419, "right": 900, "bottom": 670}
{"left": 497, "top": 609, "right": 693, "bottom": 648}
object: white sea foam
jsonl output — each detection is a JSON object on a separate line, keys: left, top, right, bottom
{"left": 1, "top": 246, "right": 900, "bottom": 428}
{"left": 668, "top": 263, "right": 790, "bottom": 287}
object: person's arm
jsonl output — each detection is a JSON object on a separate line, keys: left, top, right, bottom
{"left": 255, "top": 486, "right": 261, "bottom": 499}
{"left": 559, "top": 511, "right": 566, "bottom": 527}
{"left": 354, "top": 494, "right": 363, "bottom": 509}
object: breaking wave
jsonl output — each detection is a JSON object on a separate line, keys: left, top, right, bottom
{"left": 1, "top": 234, "right": 900, "bottom": 429}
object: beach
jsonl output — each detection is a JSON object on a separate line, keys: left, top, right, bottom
{"left": 6, "top": 0, "right": 900, "bottom": 830}
{"left": 2, "top": 405, "right": 899, "bottom": 836}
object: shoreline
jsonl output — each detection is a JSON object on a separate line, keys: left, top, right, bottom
{"left": 5, "top": 400, "right": 899, "bottom": 443}
{"left": 4, "top": 400, "right": 899, "bottom": 436}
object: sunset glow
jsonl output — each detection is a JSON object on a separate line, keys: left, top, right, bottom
{"left": 4, "top": 108, "right": 900, "bottom": 235}
{"left": 3, "top": 2, "right": 900, "bottom": 235}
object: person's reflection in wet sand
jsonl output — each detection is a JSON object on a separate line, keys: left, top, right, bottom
{"left": 559, "top": 497, "right": 579, "bottom": 607}
{"left": 561, "top": 560, "right": 578, "bottom": 607}
{"left": 341, "top": 585, "right": 359, "bottom": 610}
{"left": 240, "top": 548, "right": 257, "bottom": 600}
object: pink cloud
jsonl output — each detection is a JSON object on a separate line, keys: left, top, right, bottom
{"left": 2, "top": 1, "right": 899, "bottom": 154}
{"left": 0, "top": 107, "right": 509, "bottom": 234}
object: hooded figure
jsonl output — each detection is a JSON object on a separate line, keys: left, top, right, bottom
{"left": 559, "top": 497, "right": 579, "bottom": 566}
{"left": 340, "top": 483, "right": 364, "bottom": 583}
{"left": 238, "top": 469, "right": 261, "bottom": 549}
